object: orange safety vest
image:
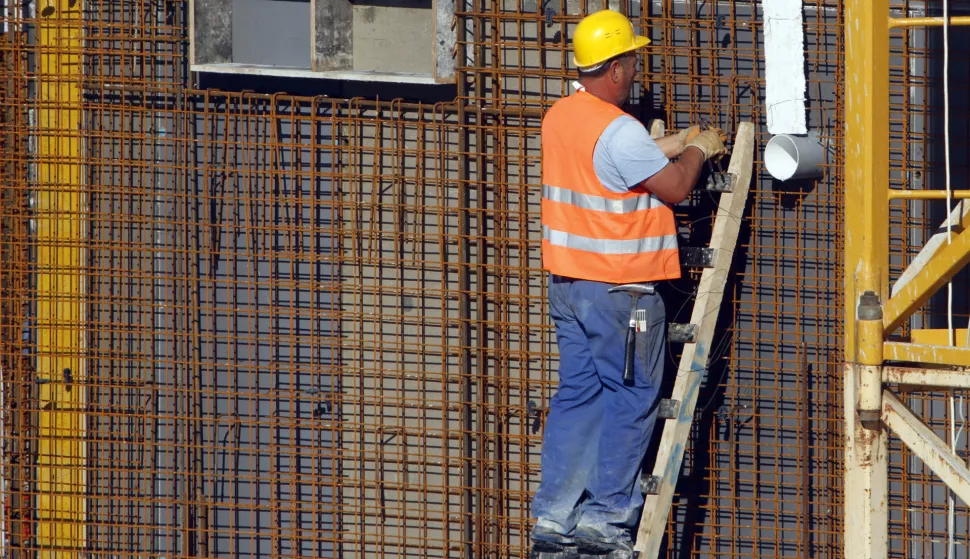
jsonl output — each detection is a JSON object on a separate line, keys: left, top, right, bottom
{"left": 541, "top": 90, "right": 681, "bottom": 283}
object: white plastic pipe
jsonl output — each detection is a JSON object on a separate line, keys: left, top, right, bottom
{"left": 764, "top": 132, "right": 826, "bottom": 181}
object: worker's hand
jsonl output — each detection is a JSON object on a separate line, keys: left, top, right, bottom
{"left": 678, "top": 125, "right": 726, "bottom": 143}
{"left": 686, "top": 129, "right": 728, "bottom": 160}
{"left": 665, "top": 125, "right": 703, "bottom": 158}
{"left": 677, "top": 125, "right": 702, "bottom": 145}
{"left": 706, "top": 126, "right": 728, "bottom": 143}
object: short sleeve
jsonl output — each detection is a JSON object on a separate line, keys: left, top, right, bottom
{"left": 593, "top": 115, "right": 669, "bottom": 192}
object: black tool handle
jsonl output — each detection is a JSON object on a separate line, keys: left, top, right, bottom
{"left": 623, "top": 319, "right": 636, "bottom": 384}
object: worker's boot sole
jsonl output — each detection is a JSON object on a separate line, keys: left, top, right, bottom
{"left": 529, "top": 541, "right": 580, "bottom": 559}
{"left": 575, "top": 541, "right": 639, "bottom": 559}
{"left": 575, "top": 551, "right": 638, "bottom": 559}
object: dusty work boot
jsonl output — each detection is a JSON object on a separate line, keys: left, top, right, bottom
{"left": 530, "top": 541, "right": 579, "bottom": 559}
{"left": 530, "top": 525, "right": 579, "bottom": 559}
{"left": 574, "top": 526, "right": 638, "bottom": 559}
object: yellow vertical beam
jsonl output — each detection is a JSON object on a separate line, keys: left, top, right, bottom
{"left": 844, "top": 0, "right": 890, "bottom": 362}
{"left": 844, "top": 0, "right": 890, "bottom": 556}
{"left": 35, "top": 0, "right": 86, "bottom": 555}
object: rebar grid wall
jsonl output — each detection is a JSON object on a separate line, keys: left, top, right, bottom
{"left": 1, "top": 0, "right": 970, "bottom": 557}
{"left": 886, "top": 2, "right": 970, "bottom": 557}
{"left": 457, "top": 2, "right": 849, "bottom": 558}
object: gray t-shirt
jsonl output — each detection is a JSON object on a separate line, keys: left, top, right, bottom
{"left": 593, "top": 115, "right": 669, "bottom": 193}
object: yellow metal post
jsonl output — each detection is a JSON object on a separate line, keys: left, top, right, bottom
{"left": 35, "top": 0, "right": 86, "bottom": 555}
{"left": 844, "top": 0, "right": 889, "bottom": 555}
{"left": 844, "top": 0, "right": 890, "bottom": 362}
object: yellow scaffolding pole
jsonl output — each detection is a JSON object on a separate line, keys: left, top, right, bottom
{"left": 35, "top": 0, "right": 86, "bottom": 555}
{"left": 846, "top": 0, "right": 970, "bottom": 554}
{"left": 844, "top": 0, "right": 889, "bottom": 555}
{"left": 889, "top": 16, "right": 970, "bottom": 28}
{"left": 889, "top": 190, "right": 970, "bottom": 200}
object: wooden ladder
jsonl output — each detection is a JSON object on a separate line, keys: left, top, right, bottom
{"left": 634, "top": 121, "right": 755, "bottom": 558}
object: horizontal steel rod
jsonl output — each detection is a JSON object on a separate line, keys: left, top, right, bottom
{"left": 883, "top": 365, "right": 970, "bottom": 389}
{"left": 890, "top": 190, "right": 970, "bottom": 200}
{"left": 884, "top": 342, "right": 970, "bottom": 367}
{"left": 889, "top": 16, "right": 970, "bottom": 28}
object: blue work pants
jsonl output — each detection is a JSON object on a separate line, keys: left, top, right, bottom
{"left": 531, "top": 274, "right": 666, "bottom": 544}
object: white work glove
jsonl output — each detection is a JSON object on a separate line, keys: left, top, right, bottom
{"left": 686, "top": 129, "right": 728, "bottom": 160}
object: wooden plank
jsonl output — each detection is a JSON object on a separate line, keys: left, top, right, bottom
{"left": 634, "top": 122, "right": 754, "bottom": 558}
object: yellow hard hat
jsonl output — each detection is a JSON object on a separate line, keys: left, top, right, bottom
{"left": 572, "top": 10, "right": 651, "bottom": 69}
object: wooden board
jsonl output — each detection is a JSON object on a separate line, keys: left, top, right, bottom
{"left": 634, "top": 121, "right": 755, "bottom": 558}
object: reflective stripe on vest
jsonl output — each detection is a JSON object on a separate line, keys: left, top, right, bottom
{"left": 542, "top": 225, "right": 678, "bottom": 254}
{"left": 542, "top": 184, "right": 664, "bottom": 214}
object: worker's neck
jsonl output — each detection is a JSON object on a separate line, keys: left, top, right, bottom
{"left": 578, "top": 79, "right": 622, "bottom": 107}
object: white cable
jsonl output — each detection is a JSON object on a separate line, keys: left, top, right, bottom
{"left": 943, "top": 1, "right": 956, "bottom": 557}
{"left": 944, "top": 0, "right": 953, "bottom": 347}
{"left": 950, "top": 397, "right": 957, "bottom": 559}
{"left": 950, "top": 395, "right": 965, "bottom": 559}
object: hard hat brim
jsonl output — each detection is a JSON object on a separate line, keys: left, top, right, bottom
{"left": 573, "top": 35, "right": 652, "bottom": 69}
{"left": 633, "top": 35, "right": 652, "bottom": 49}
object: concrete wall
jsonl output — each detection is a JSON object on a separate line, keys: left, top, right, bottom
{"left": 232, "top": 0, "right": 312, "bottom": 67}
{"left": 193, "top": 0, "right": 453, "bottom": 80}
{"left": 352, "top": 1, "right": 433, "bottom": 73}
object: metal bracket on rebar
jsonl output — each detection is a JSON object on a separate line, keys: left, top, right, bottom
{"left": 640, "top": 474, "right": 660, "bottom": 495}
{"left": 633, "top": 122, "right": 755, "bottom": 559}
{"left": 658, "top": 399, "right": 680, "bottom": 419}
{"left": 705, "top": 172, "right": 735, "bottom": 192}
{"left": 667, "top": 323, "right": 697, "bottom": 343}
{"left": 680, "top": 247, "right": 717, "bottom": 268}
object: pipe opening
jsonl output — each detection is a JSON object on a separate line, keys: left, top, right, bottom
{"left": 764, "top": 132, "right": 826, "bottom": 181}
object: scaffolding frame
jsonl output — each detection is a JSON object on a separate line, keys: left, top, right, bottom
{"left": 34, "top": 0, "right": 87, "bottom": 555}
{"left": 845, "top": 2, "right": 970, "bottom": 557}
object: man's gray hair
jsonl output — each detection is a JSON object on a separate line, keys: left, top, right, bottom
{"left": 577, "top": 60, "right": 608, "bottom": 75}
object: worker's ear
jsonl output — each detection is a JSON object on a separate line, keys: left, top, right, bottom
{"left": 610, "top": 59, "right": 624, "bottom": 84}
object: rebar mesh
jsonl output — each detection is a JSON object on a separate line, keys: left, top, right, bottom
{"left": 886, "top": 2, "right": 970, "bottom": 558}
{"left": 2, "top": 0, "right": 970, "bottom": 557}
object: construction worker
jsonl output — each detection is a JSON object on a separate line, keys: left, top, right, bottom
{"left": 531, "top": 9, "right": 727, "bottom": 558}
